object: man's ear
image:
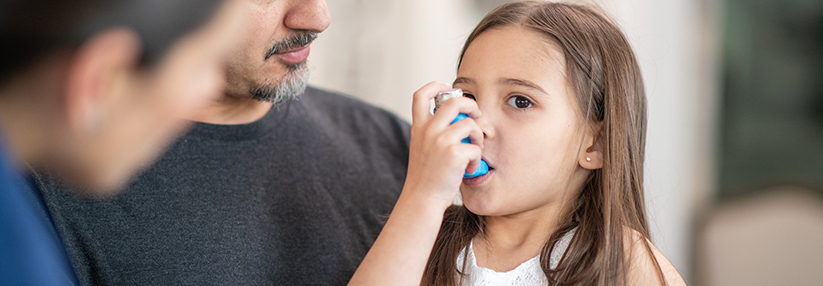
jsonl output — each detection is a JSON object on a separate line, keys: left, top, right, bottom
{"left": 63, "top": 27, "right": 141, "bottom": 135}
{"left": 579, "top": 124, "right": 604, "bottom": 170}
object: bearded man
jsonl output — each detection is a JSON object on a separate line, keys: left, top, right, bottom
{"left": 33, "top": 1, "right": 410, "bottom": 285}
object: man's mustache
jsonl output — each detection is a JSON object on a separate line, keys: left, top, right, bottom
{"left": 265, "top": 32, "right": 319, "bottom": 60}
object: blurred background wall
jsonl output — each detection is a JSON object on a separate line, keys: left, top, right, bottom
{"left": 306, "top": 0, "right": 823, "bottom": 284}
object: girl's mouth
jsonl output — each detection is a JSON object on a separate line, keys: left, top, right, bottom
{"left": 463, "top": 164, "right": 494, "bottom": 186}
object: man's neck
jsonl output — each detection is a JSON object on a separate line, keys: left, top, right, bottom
{"left": 187, "top": 94, "right": 273, "bottom": 125}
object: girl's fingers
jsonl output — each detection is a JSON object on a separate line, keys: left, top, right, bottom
{"left": 457, "top": 144, "right": 483, "bottom": 174}
{"left": 428, "top": 97, "right": 481, "bottom": 128}
{"left": 441, "top": 119, "right": 484, "bottom": 175}
{"left": 445, "top": 118, "right": 484, "bottom": 149}
{"left": 465, "top": 120, "right": 484, "bottom": 150}
{"left": 409, "top": 81, "right": 485, "bottom": 185}
{"left": 412, "top": 81, "right": 452, "bottom": 124}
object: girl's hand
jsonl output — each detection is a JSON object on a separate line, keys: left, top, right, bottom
{"left": 403, "top": 81, "right": 484, "bottom": 210}
{"left": 348, "top": 82, "right": 482, "bottom": 286}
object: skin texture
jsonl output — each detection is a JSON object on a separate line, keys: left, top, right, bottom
{"left": 192, "top": 0, "right": 331, "bottom": 125}
{"left": 0, "top": 0, "right": 249, "bottom": 193}
{"left": 349, "top": 26, "right": 685, "bottom": 285}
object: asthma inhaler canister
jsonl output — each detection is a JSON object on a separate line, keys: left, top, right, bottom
{"left": 434, "top": 88, "right": 489, "bottom": 178}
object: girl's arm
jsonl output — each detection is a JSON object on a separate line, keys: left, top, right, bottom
{"left": 348, "top": 82, "right": 484, "bottom": 286}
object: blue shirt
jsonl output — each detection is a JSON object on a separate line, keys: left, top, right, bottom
{"left": 0, "top": 132, "right": 79, "bottom": 285}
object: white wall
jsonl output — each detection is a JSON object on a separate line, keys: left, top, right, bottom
{"left": 308, "top": 0, "right": 479, "bottom": 121}
{"left": 307, "top": 0, "right": 720, "bottom": 281}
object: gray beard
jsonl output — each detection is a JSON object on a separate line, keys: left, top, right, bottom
{"left": 249, "top": 62, "right": 309, "bottom": 105}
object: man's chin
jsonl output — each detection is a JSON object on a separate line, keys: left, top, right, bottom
{"left": 249, "top": 64, "right": 309, "bottom": 105}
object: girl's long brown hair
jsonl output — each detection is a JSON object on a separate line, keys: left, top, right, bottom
{"left": 422, "top": 2, "right": 662, "bottom": 285}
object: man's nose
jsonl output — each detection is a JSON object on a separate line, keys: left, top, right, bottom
{"left": 284, "top": 0, "right": 331, "bottom": 33}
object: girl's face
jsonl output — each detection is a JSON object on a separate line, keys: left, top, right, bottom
{"left": 456, "top": 25, "right": 596, "bottom": 217}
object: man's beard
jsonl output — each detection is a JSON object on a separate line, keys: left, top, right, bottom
{"left": 249, "top": 62, "right": 309, "bottom": 105}
{"left": 250, "top": 32, "right": 317, "bottom": 105}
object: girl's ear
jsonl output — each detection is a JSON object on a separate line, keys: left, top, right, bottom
{"left": 579, "top": 125, "right": 603, "bottom": 170}
{"left": 62, "top": 27, "right": 141, "bottom": 135}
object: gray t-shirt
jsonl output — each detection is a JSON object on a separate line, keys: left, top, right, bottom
{"left": 33, "top": 87, "right": 411, "bottom": 285}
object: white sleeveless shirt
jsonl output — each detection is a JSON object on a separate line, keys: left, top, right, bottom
{"left": 455, "top": 228, "right": 576, "bottom": 286}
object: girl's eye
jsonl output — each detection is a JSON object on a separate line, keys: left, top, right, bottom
{"left": 463, "top": 93, "right": 477, "bottom": 101}
{"left": 507, "top": 95, "right": 533, "bottom": 109}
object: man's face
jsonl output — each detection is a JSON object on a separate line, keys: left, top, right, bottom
{"left": 224, "top": 0, "right": 330, "bottom": 104}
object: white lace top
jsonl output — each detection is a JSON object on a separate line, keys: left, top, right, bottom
{"left": 455, "top": 228, "right": 576, "bottom": 286}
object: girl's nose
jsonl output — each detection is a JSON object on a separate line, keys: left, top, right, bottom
{"left": 474, "top": 113, "right": 493, "bottom": 140}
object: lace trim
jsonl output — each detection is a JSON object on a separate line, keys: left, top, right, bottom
{"left": 455, "top": 228, "right": 576, "bottom": 286}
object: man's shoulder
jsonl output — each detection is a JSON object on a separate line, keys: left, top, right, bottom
{"left": 301, "top": 86, "right": 373, "bottom": 107}
{"left": 301, "top": 86, "right": 406, "bottom": 123}
{"left": 298, "top": 86, "right": 411, "bottom": 138}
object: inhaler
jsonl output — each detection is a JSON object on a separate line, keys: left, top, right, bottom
{"left": 434, "top": 88, "right": 489, "bottom": 178}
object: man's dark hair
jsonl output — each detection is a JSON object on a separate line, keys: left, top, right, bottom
{"left": 0, "top": 0, "right": 224, "bottom": 82}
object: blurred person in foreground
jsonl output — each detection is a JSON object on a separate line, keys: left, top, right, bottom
{"left": 32, "top": 0, "right": 412, "bottom": 285}
{"left": 0, "top": 0, "right": 248, "bottom": 284}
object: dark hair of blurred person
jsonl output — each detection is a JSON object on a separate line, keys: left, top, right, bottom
{"left": 0, "top": 0, "right": 248, "bottom": 284}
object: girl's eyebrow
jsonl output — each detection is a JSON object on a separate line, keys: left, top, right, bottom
{"left": 454, "top": 77, "right": 549, "bottom": 97}
{"left": 453, "top": 77, "right": 473, "bottom": 86}
{"left": 500, "top": 78, "right": 547, "bottom": 94}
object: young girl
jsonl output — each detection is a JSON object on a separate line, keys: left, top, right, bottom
{"left": 350, "top": 1, "right": 686, "bottom": 285}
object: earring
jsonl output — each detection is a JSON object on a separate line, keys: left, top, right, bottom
{"left": 586, "top": 157, "right": 591, "bottom": 162}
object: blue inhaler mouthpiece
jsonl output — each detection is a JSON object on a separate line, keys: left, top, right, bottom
{"left": 435, "top": 89, "right": 489, "bottom": 179}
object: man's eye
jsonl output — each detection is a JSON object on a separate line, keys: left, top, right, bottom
{"left": 463, "top": 93, "right": 477, "bottom": 101}
{"left": 507, "top": 95, "right": 533, "bottom": 108}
